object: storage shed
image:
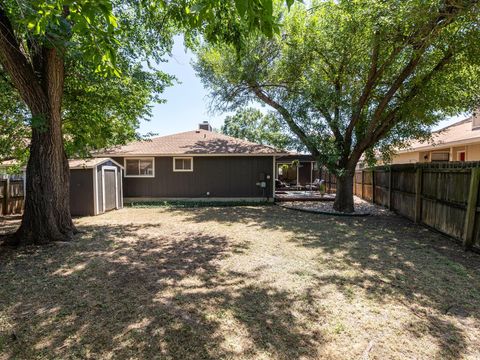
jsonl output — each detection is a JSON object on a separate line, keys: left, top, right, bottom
{"left": 69, "top": 158, "right": 124, "bottom": 216}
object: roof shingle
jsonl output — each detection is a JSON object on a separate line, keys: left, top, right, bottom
{"left": 98, "top": 130, "right": 283, "bottom": 156}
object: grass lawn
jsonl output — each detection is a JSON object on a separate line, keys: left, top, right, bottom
{"left": 1, "top": 206, "right": 479, "bottom": 359}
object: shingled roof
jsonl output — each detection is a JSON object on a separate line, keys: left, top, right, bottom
{"left": 98, "top": 130, "right": 284, "bottom": 156}
{"left": 398, "top": 116, "right": 480, "bottom": 153}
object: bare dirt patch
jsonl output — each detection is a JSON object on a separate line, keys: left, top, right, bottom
{"left": 1, "top": 207, "right": 479, "bottom": 359}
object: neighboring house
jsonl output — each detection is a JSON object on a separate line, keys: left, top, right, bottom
{"left": 391, "top": 114, "right": 480, "bottom": 164}
{"left": 95, "top": 122, "right": 286, "bottom": 202}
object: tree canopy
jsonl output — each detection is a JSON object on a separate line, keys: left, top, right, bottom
{"left": 194, "top": 0, "right": 480, "bottom": 212}
{"left": 221, "top": 107, "right": 301, "bottom": 150}
{"left": 0, "top": 0, "right": 295, "bottom": 244}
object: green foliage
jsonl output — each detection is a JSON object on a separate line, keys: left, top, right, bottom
{"left": 1, "top": 0, "right": 294, "bottom": 163}
{"left": 62, "top": 58, "right": 174, "bottom": 157}
{"left": 0, "top": 74, "right": 29, "bottom": 163}
{"left": 221, "top": 107, "right": 301, "bottom": 150}
{"left": 195, "top": 0, "right": 480, "bottom": 175}
{"left": 166, "top": 0, "right": 299, "bottom": 49}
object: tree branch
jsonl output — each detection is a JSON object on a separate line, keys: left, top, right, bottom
{"left": 0, "top": 5, "right": 47, "bottom": 113}
{"left": 353, "top": 50, "right": 454, "bottom": 160}
{"left": 249, "top": 83, "right": 320, "bottom": 156}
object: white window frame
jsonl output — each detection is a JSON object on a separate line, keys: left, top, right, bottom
{"left": 124, "top": 157, "right": 155, "bottom": 178}
{"left": 173, "top": 157, "right": 194, "bottom": 172}
{"left": 430, "top": 151, "right": 450, "bottom": 162}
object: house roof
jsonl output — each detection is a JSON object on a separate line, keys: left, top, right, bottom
{"left": 69, "top": 157, "right": 123, "bottom": 169}
{"left": 96, "top": 130, "right": 285, "bottom": 156}
{"left": 398, "top": 116, "right": 480, "bottom": 153}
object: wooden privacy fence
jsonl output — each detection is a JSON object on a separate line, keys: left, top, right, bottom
{"left": 355, "top": 162, "right": 480, "bottom": 250}
{"left": 318, "top": 168, "right": 337, "bottom": 193}
{"left": 0, "top": 179, "right": 24, "bottom": 216}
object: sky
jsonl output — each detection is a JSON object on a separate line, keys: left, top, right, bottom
{"left": 138, "top": 37, "right": 466, "bottom": 137}
{"left": 138, "top": 36, "right": 228, "bottom": 136}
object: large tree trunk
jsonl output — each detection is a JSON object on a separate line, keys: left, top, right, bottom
{"left": 0, "top": 10, "right": 76, "bottom": 245}
{"left": 333, "top": 170, "right": 355, "bottom": 213}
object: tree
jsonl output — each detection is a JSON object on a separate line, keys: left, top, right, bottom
{"left": 221, "top": 107, "right": 301, "bottom": 150}
{"left": 0, "top": 0, "right": 296, "bottom": 245}
{"left": 194, "top": 0, "right": 480, "bottom": 212}
{"left": 0, "top": 0, "right": 178, "bottom": 245}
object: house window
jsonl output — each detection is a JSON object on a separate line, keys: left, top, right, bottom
{"left": 430, "top": 152, "right": 450, "bottom": 162}
{"left": 124, "top": 158, "right": 154, "bottom": 177}
{"left": 173, "top": 157, "right": 193, "bottom": 172}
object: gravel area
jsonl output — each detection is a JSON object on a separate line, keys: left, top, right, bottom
{"left": 280, "top": 195, "right": 394, "bottom": 216}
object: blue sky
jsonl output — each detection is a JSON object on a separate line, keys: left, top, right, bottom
{"left": 139, "top": 37, "right": 229, "bottom": 136}
{"left": 139, "top": 37, "right": 465, "bottom": 136}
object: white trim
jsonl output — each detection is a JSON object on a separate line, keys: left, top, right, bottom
{"left": 101, "top": 166, "right": 119, "bottom": 212}
{"left": 120, "top": 169, "right": 124, "bottom": 208}
{"left": 272, "top": 156, "right": 276, "bottom": 199}
{"left": 173, "top": 157, "right": 194, "bottom": 172}
{"left": 124, "top": 157, "right": 155, "bottom": 178}
{"left": 107, "top": 158, "right": 124, "bottom": 170}
{"left": 93, "top": 166, "right": 99, "bottom": 215}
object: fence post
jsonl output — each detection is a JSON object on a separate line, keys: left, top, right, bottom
{"left": 1, "top": 180, "right": 6, "bottom": 216}
{"left": 4, "top": 178, "right": 10, "bottom": 216}
{"left": 414, "top": 167, "right": 423, "bottom": 223}
{"left": 361, "top": 170, "right": 364, "bottom": 199}
{"left": 388, "top": 167, "right": 393, "bottom": 210}
{"left": 463, "top": 168, "right": 480, "bottom": 249}
{"left": 353, "top": 171, "right": 356, "bottom": 196}
{"left": 371, "top": 169, "right": 376, "bottom": 204}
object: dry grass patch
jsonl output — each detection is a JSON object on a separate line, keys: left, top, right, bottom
{"left": 1, "top": 206, "right": 479, "bottom": 359}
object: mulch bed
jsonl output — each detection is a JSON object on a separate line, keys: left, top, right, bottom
{"left": 279, "top": 196, "right": 394, "bottom": 216}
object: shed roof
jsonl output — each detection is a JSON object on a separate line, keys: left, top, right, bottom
{"left": 96, "top": 130, "right": 285, "bottom": 156}
{"left": 69, "top": 158, "right": 123, "bottom": 169}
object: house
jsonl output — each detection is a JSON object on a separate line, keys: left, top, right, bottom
{"left": 392, "top": 114, "right": 480, "bottom": 164}
{"left": 95, "top": 122, "right": 287, "bottom": 202}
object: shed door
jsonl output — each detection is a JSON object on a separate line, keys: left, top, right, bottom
{"left": 104, "top": 169, "right": 117, "bottom": 211}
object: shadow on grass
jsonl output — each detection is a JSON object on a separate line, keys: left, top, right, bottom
{"left": 173, "top": 206, "right": 480, "bottom": 359}
{"left": 0, "top": 222, "right": 322, "bottom": 359}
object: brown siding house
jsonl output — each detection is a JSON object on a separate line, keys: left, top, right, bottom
{"left": 97, "top": 122, "right": 285, "bottom": 202}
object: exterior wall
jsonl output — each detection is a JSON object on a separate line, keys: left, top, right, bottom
{"left": 391, "top": 152, "right": 421, "bottom": 164}
{"left": 113, "top": 156, "right": 274, "bottom": 199}
{"left": 467, "top": 144, "right": 480, "bottom": 160}
{"left": 70, "top": 169, "right": 94, "bottom": 216}
{"left": 392, "top": 142, "right": 480, "bottom": 164}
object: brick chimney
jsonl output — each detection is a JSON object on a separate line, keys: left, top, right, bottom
{"left": 198, "top": 121, "right": 212, "bottom": 131}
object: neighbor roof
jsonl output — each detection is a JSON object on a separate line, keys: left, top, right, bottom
{"left": 398, "top": 116, "right": 480, "bottom": 153}
{"left": 96, "top": 130, "right": 285, "bottom": 156}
